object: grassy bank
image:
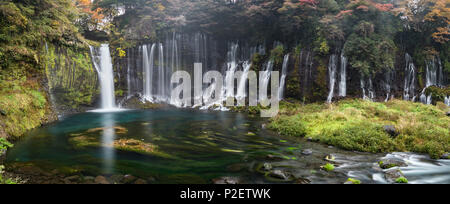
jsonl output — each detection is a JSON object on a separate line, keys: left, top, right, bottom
{"left": 0, "top": 79, "right": 56, "bottom": 139}
{"left": 268, "top": 99, "right": 450, "bottom": 159}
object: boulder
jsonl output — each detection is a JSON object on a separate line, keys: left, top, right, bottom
{"left": 268, "top": 170, "right": 290, "bottom": 180}
{"left": 295, "top": 178, "right": 311, "bottom": 184}
{"left": 301, "top": 149, "right": 313, "bottom": 156}
{"left": 134, "top": 179, "right": 148, "bottom": 184}
{"left": 94, "top": 176, "right": 110, "bottom": 184}
{"left": 122, "top": 174, "right": 137, "bottom": 184}
{"left": 263, "top": 163, "right": 273, "bottom": 171}
{"left": 0, "top": 109, "right": 6, "bottom": 116}
{"left": 212, "top": 176, "right": 241, "bottom": 184}
{"left": 65, "top": 175, "right": 80, "bottom": 182}
{"left": 441, "top": 153, "right": 450, "bottom": 160}
{"left": 378, "top": 158, "right": 407, "bottom": 169}
{"left": 383, "top": 125, "right": 399, "bottom": 138}
{"left": 384, "top": 169, "right": 405, "bottom": 183}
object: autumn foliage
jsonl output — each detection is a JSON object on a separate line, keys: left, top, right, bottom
{"left": 76, "top": 0, "right": 105, "bottom": 28}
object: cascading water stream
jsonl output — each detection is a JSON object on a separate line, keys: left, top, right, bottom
{"left": 420, "top": 56, "right": 443, "bottom": 105}
{"left": 445, "top": 96, "right": 450, "bottom": 106}
{"left": 384, "top": 71, "right": 394, "bottom": 102}
{"left": 157, "top": 43, "right": 167, "bottom": 102}
{"left": 339, "top": 53, "right": 347, "bottom": 97}
{"left": 89, "top": 44, "right": 118, "bottom": 110}
{"left": 278, "top": 54, "right": 289, "bottom": 101}
{"left": 327, "top": 54, "right": 337, "bottom": 103}
{"left": 259, "top": 60, "right": 274, "bottom": 102}
{"left": 236, "top": 61, "right": 251, "bottom": 101}
{"left": 361, "top": 77, "right": 375, "bottom": 101}
{"left": 403, "top": 53, "right": 416, "bottom": 101}
{"left": 223, "top": 43, "right": 239, "bottom": 102}
{"left": 143, "top": 44, "right": 156, "bottom": 102}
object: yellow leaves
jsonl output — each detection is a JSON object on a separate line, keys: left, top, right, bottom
{"left": 423, "top": 0, "right": 450, "bottom": 44}
{"left": 156, "top": 3, "right": 165, "bottom": 11}
{"left": 432, "top": 27, "right": 450, "bottom": 43}
{"left": 116, "top": 48, "right": 126, "bottom": 58}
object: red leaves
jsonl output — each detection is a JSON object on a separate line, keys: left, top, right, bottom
{"left": 336, "top": 10, "right": 354, "bottom": 19}
{"left": 374, "top": 3, "right": 393, "bottom": 12}
{"left": 297, "top": 0, "right": 318, "bottom": 6}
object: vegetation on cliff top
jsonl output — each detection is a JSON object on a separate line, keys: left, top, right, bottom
{"left": 269, "top": 99, "right": 450, "bottom": 159}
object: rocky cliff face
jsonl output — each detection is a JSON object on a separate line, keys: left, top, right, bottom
{"left": 44, "top": 44, "right": 99, "bottom": 117}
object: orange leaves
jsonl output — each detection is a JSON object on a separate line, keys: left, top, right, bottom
{"left": 297, "top": 0, "right": 318, "bottom": 5}
{"left": 424, "top": 0, "right": 450, "bottom": 44}
{"left": 336, "top": 10, "right": 354, "bottom": 19}
{"left": 374, "top": 3, "right": 393, "bottom": 12}
{"left": 76, "top": 0, "right": 104, "bottom": 23}
{"left": 431, "top": 27, "right": 450, "bottom": 44}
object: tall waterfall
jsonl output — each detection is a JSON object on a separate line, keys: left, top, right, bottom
{"left": 404, "top": 53, "right": 416, "bottom": 101}
{"left": 445, "top": 96, "right": 450, "bottom": 106}
{"left": 259, "top": 60, "right": 274, "bottom": 102}
{"left": 361, "top": 77, "right": 375, "bottom": 101}
{"left": 89, "top": 44, "right": 117, "bottom": 110}
{"left": 420, "top": 56, "right": 443, "bottom": 105}
{"left": 223, "top": 43, "right": 239, "bottom": 100}
{"left": 278, "top": 54, "right": 289, "bottom": 100}
{"left": 143, "top": 44, "right": 156, "bottom": 102}
{"left": 384, "top": 70, "right": 394, "bottom": 102}
{"left": 339, "top": 53, "right": 347, "bottom": 97}
{"left": 157, "top": 43, "right": 167, "bottom": 101}
{"left": 236, "top": 61, "right": 251, "bottom": 100}
{"left": 327, "top": 54, "right": 337, "bottom": 103}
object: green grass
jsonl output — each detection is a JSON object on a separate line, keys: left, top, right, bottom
{"left": 0, "top": 79, "right": 53, "bottom": 138}
{"left": 269, "top": 99, "right": 450, "bottom": 159}
{"left": 0, "top": 138, "right": 13, "bottom": 151}
{"left": 346, "top": 178, "right": 361, "bottom": 184}
{"left": 395, "top": 177, "right": 408, "bottom": 184}
{"left": 322, "top": 163, "right": 335, "bottom": 171}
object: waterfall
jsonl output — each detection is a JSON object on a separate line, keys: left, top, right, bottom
{"left": 384, "top": 70, "right": 393, "bottom": 102}
{"left": 259, "top": 60, "right": 274, "bottom": 102}
{"left": 339, "top": 53, "right": 347, "bottom": 97}
{"left": 143, "top": 44, "right": 156, "bottom": 102}
{"left": 404, "top": 53, "right": 416, "bottom": 101}
{"left": 223, "top": 43, "right": 239, "bottom": 100}
{"left": 426, "top": 58, "right": 438, "bottom": 87}
{"left": 420, "top": 56, "right": 443, "bottom": 105}
{"left": 157, "top": 43, "right": 167, "bottom": 101}
{"left": 445, "top": 96, "right": 450, "bottom": 106}
{"left": 278, "top": 54, "right": 289, "bottom": 100}
{"left": 236, "top": 61, "right": 251, "bottom": 100}
{"left": 89, "top": 44, "right": 117, "bottom": 110}
{"left": 361, "top": 77, "right": 375, "bottom": 101}
{"left": 327, "top": 54, "right": 337, "bottom": 103}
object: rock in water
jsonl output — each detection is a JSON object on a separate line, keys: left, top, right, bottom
{"left": 122, "top": 174, "right": 137, "bottom": 184}
{"left": 94, "top": 176, "right": 110, "bottom": 184}
{"left": 379, "top": 158, "right": 407, "bottom": 169}
{"left": 268, "top": 170, "right": 289, "bottom": 180}
{"left": 302, "top": 149, "right": 313, "bottom": 156}
{"left": 383, "top": 125, "right": 399, "bottom": 138}
{"left": 134, "top": 179, "right": 148, "bottom": 184}
{"left": 263, "top": 163, "right": 273, "bottom": 171}
{"left": 384, "top": 169, "right": 405, "bottom": 183}
{"left": 212, "top": 177, "right": 240, "bottom": 184}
